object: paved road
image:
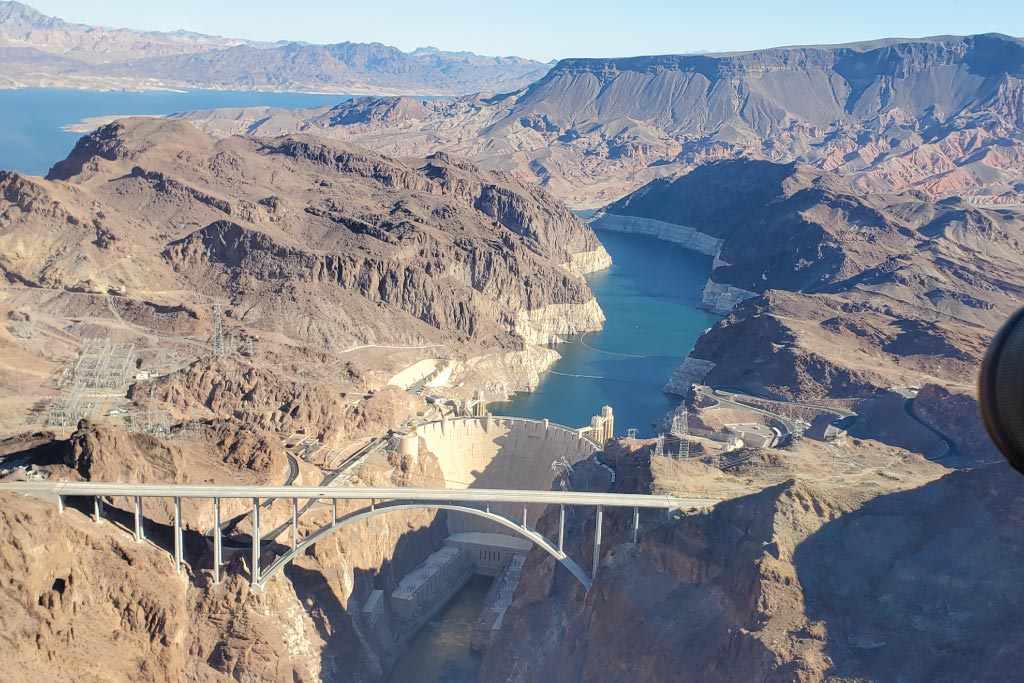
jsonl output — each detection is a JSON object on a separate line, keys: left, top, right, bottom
{"left": 256, "top": 438, "right": 389, "bottom": 542}
{"left": 0, "top": 481, "right": 717, "bottom": 510}
{"left": 695, "top": 385, "right": 802, "bottom": 440}
{"left": 903, "top": 398, "right": 955, "bottom": 459}
{"left": 284, "top": 453, "right": 299, "bottom": 485}
{"left": 713, "top": 385, "right": 856, "bottom": 418}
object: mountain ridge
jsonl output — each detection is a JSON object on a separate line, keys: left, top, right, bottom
{"left": 178, "top": 33, "right": 1024, "bottom": 206}
{"left": 0, "top": 1, "right": 551, "bottom": 95}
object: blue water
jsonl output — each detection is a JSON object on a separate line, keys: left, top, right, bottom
{"left": 494, "top": 230, "right": 721, "bottom": 437}
{"left": 387, "top": 575, "right": 491, "bottom": 683}
{"left": 0, "top": 88, "right": 352, "bottom": 176}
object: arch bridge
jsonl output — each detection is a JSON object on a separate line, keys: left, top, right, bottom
{"left": 0, "top": 482, "right": 717, "bottom": 592}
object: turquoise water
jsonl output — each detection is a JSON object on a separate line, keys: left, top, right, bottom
{"left": 494, "top": 230, "right": 721, "bottom": 437}
{"left": 0, "top": 88, "right": 351, "bottom": 176}
{"left": 387, "top": 575, "right": 492, "bottom": 683}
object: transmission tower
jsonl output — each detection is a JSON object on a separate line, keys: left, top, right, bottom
{"left": 212, "top": 303, "right": 225, "bottom": 357}
{"left": 625, "top": 428, "right": 638, "bottom": 439}
{"left": 653, "top": 434, "right": 666, "bottom": 458}
{"left": 671, "top": 410, "right": 690, "bottom": 459}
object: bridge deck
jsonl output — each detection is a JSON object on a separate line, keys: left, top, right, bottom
{"left": 0, "top": 481, "right": 716, "bottom": 509}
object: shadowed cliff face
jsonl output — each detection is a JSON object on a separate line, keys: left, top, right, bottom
{"left": 181, "top": 34, "right": 1024, "bottom": 207}
{"left": 795, "top": 464, "right": 1024, "bottom": 682}
{"left": 482, "top": 451, "right": 1024, "bottom": 683}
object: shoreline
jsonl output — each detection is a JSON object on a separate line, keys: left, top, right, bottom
{"left": 0, "top": 82, "right": 446, "bottom": 98}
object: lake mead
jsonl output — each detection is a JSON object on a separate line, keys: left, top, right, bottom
{"left": 0, "top": 88, "right": 352, "bottom": 177}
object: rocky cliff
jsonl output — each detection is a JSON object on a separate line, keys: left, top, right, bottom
{"left": 0, "top": 117, "right": 610, "bottom": 430}
{"left": 136, "top": 356, "right": 423, "bottom": 445}
{"left": 181, "top": 34, "right": 1024, "bottom": 206}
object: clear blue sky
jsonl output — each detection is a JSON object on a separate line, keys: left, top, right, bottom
{"left": 28, "top": 0, "right": 1024, "bottom": 62}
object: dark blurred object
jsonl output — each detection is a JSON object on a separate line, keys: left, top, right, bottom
{"left": 980, "top": 306, "right": 1024, "bottom": 474}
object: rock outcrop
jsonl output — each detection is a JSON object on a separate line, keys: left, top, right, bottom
{"left": 0, "top": 117, "right": 611, "bottom": 435}
{"left": 138, "top": 356, "right": 423, "bottom": 445}
{"left": 598, "top": 159, "right": 1024, "bottom": 413}
{"left": 663, "top": 356, "right": 716, "bottom": 396}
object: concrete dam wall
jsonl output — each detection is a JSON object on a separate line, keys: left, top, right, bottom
{"left": 417, "top": 416, "right": 599, "bottom": 535}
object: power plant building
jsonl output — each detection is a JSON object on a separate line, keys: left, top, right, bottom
{"left": 390, "top": 546, "right": 474, "bottom": 622}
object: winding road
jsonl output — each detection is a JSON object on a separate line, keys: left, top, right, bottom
{"left": 902, "top": 396, "right": 955, "bottom": 459}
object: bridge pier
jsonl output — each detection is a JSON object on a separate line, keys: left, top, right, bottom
{"left": 592, "top": 506, "right": 603, "bottom": 580}
{"left": 558, "top": 504, "right": 565, "bottom": 554}
{"left": 632, "top": 506, "right": 639, "bottom": 544}
{"left": 93, "top": 496, "right": 103, "bottom": 523}
{"left": 291, "top": 498, "right": 299, "bottom": 549}
{"left": 133, "top": 496, "right": 144, "bottom": 542}
{"left": 213, "top": 498, "right": 222, "bottom": 584}
{"left": 173, "top": 497, "right": 183, "bottom": 573}
{"left": 251, "top": 497, "right": 260, "bottom": 584}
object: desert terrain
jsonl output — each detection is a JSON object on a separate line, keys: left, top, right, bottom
{"left": 1, "top": 18, "right": 1023, "bottom": 683}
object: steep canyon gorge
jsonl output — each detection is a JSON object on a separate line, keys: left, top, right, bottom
{"left": 2, "top": 25, "right": 1024, "bottom": 683}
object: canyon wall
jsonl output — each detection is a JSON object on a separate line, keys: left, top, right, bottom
{"left": 590, "top": 213, "right": 723, "bottom": 256}
{"left": 481, "top": 442, "right": 1024, "bottom": 683}
{"left": 663, "top": 357, "right": 717, "bottom": 397}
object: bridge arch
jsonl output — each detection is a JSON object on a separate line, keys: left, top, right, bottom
{"left": 253, "top": 502, "right": 592, "bottom": 592}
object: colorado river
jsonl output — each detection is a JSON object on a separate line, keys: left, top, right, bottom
{"left": 496, "top": 228, "right": 721, "bottom": 436}
{"left": 386, "top": 576, "right": 492, "bottom": 683}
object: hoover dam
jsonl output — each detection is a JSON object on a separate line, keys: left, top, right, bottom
{"left": 417, "top": 415, "right": 603, "bottom": 533}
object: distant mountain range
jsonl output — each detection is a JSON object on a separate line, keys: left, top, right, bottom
{"left": 179, "top": 33, "right": 1024, "bottom": 207}
{"left": 0, "top": 1, "right": 551, "bottom": 95}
